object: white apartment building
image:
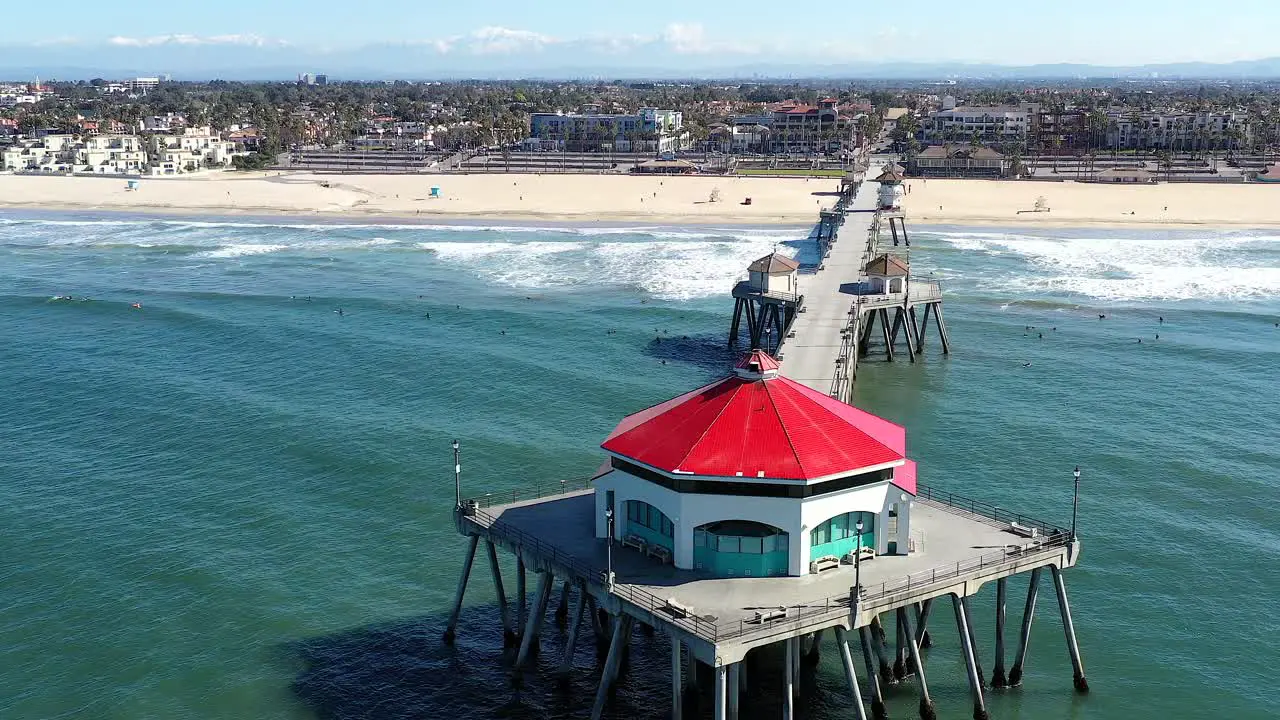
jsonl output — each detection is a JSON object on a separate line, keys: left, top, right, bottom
{"left": 923, "top": 105, "right": 1034, "bottom": 142}
{"left": 147, "top": 126, "right": 244, "bottom": 174}
{"left": 1105, "top": 109, "right": 1249, "bottom": 150}
{"left": 78, "top": 136, "right": 148, "bottom": 174}
{"left": 140, "top": 113, "right": 187, "bottom": 132}
{"left": 2, "top": 135, "right": 77, "bottom": 172}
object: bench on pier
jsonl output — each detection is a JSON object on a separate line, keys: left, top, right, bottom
{"left": 664, "top": 599, "right": 694, "bottom": 618}
{"left": 622, "top": 534, "right": 647, "bottom": 552}
{"left": 843, "top": 546, "right": 875, "bottom": 564}
{"left": 647, "top": 544, "right": 672, "bottom": 564}
{"left": 753, "top": 607, "right": 788, "bottom": 623}
{"left": 809, "top": 555, "right": 841, "bottom": 574}
{"left": 1008, "top": 522, "right": 1040, "bottom": 539}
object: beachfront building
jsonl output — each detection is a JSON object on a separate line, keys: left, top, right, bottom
{"left": 864, "top": 254, "right": 910, "bottom": 295}
{"left": 77, "top": 135, "right": 148, "bottom": 174}
{"left": 146, "top": 126, "right": 244, "bottom": 174}
{"left": 140, "top": 113, "right": 187, "bottom": 133}
{"left": 1, "top": 135, "right": 77, "bottom": 172}
{"left": 592, "top": 350, "right": 917, "bottom": 577}
{"left": 528, "top": 108, "right": 686, "bottom": 153}
{"left": 923, "top": 105, "right": 1033, "bottom": 143}
{"left": 1104, "top": 109, "right": 1250, "bottom": 152}
{"left": 730, "top": 98, "right": 860, "bottom": 154}
{"left": 910, "top": 146, "right": 1009, "bottom": 178}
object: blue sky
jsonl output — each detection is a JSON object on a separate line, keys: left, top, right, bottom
{"left": 2, "top": 0, "right": 1277, "bottom": 66}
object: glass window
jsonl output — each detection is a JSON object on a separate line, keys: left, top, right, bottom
{"left": 812, "top": 523, "right": 829, "bottom": 546}
{"left": 778, "top": 534, "right": 788, "bottom": 552}
{"left": 695, "top": 529, "right": 707, "bottom": 547}
{"left": 741, "top": 536, "right": 763, "bottom": 554}
{"left": 831, "top": 513, "right": 848, "bottom": 540}
{"left": 719, "top": 536, "right": 740, "bottom": 553}
{"left": 762, "top": 535, "right": 777, "bottom": 553}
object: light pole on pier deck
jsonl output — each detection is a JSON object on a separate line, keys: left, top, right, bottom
{"left": 605, "top": 508, "right": 615, "bottom": 588}
{"left": 1071, "top": 466, "right": 1081, "bottom": 541}
{"left": 452, "top": 439, "right": 462, "bottom": 510}
{"left": 854, "top": 519, "right": 864, "bottom": 598}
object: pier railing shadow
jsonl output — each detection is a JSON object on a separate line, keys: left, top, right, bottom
{"left": 466, "top": 480, "right": 1071, "bottom": 645}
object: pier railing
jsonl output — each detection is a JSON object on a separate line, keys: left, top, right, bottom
{"left": 463, "top": 479, "right": 1070, "bottom": 645}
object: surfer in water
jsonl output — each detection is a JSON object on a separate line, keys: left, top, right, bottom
{"left": 131, "top": 302, "right": 143, "bottom": 310}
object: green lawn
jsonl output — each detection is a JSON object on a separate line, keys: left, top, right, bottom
{"left": 735, "top": 168, "right": 849, "bottom": 177}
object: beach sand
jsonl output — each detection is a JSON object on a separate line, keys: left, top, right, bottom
{"left": 0, "top": 172, "right": 840, "bottom": 225}
{"left": 902, "top": 178, "right": 1280, "bottom": 227}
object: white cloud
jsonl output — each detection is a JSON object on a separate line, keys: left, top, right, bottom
{"left": 661, "top": 23, "right": 709, "bottom": 54}
{"left": 106, "top": 34, "right": 283, "bottom": 48}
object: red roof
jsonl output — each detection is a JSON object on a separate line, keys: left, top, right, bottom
{"left": 602, "top": 358, "right": 906, "bottom": 481}
{"left": 734, "top": 349, "right": 779, "bottom": 373}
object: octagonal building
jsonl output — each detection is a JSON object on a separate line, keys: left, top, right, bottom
{"left": 593, "top": 350, "right": 917, "bottom": 577}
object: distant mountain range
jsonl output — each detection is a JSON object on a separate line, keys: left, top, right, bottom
{"left": 4, "top": 41, "right": 1280, "bottom": 82}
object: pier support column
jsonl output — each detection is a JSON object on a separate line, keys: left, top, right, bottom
{"left": 992, "top": 578, "right": 1008, "bottom": 688}
{"left": 443, "top": 534, "right": 478, "bottom": 645}
{"left": 484, "top": 540, "right": 516, "bottom": 646}
{"left": 515, "top": 570, "right": 553, "bottom": 668}
{"left": 858, "top": 627, "right": 888, "bottom": 720}
{"left": 589, "top": 614, "right": 631, "bottom": 720}
{"left": 516, "top": 556, "right": 527, "bottom": 640}
{"left": 555, "top": 581, "right": 571, "bottom": 626}
{"left": 963, "top": 595, "right": 986, "bottom": 688}
{"left": 805, "top": 629, "right": 824, "bottom": 666}
{"left": 908, "top": 308, "right": 923, "bottom": 354}
{"left": 835, "top": 626, "right": 869, "bottom": 720}
{"left": 557, "top": 582, "right": 588, "bottom": 676}
{"left": 879, "top": 309, "right": 895, "bottom": 361}
{"left": 953, "top": 595, "right": 989, "bottom": 720}
{"left": 901, "top": 606, "right": 936, "bottom": 720}
{"left": 915, "top": 599, "right": 933, "bottom": 649}
{"left": 1051, "top": 565, "right": 1089, "bottom": 693}
{"left": 933, "top": 304, "right": 952, "bottom": 355}
{"left": 917, "top": 305, "right": 931, "bottom": 352}
{"left": 1009, "top": 567, "right": 1041, "bottom": 687}
{"left": 870, "top": 617, "right": 896, "bottom": 685}
{"left": 671, "top": 639, "right": 683, "bottom": 720}
{"left": 895, "top": 607, "right": 915, "bottom": 679}
{"left": 783, "top": 638, "right": 795, "bottom": 720}
{"left": 714, "top": 664, "right": 729, "bottom": 720}
{"left": 727, "top": 663, "right": 740, "bottom": 720}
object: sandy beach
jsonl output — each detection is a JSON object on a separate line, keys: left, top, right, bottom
{"left": 903, "top": 178, "right": 1280, "bottom": 228}
{"left": 5, "top": 171, "right": 1280, "bottom": 228}
{"left": 0, "top": 172, "right": 838, "bottom": 225}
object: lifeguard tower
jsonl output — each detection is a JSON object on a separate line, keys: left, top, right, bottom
{"left": 728, "top": 252, "right": 802, "bottom": 354}
{"left": 874, "top": 168, "right": 910, "bottom": 248}
{"left": 594, "top": 350, "right": 917, "bottom": 578}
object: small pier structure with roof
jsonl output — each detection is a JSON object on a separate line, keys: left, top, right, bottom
{"left": 445, "top": 350, "right": 1089, "bottom": 720}
{"left": 729, "top": 252, "right": 803, "bottom": 355}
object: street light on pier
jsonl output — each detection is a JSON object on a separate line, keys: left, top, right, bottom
{"left": 452, "top": 439, "right": 461, "bottom": 510}
{"left": 854, "top": 519, "right": 864, "bottom": 600}
{"left": 605, "top": 508, "right": 615, "bottom": 588}
{"left": 1071, "top": 466, "right": 1081, "bottom": 541}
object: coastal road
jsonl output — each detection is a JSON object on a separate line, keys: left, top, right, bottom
{"left": 779, "top": 168, "right": 884, "bottom": 394}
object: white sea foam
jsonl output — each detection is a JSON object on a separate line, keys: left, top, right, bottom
{"left": 197, "top": 244, "right": 289, "bottom": 258}
{"left": 935, "top": 230, "right": 1280, "bottom": 301}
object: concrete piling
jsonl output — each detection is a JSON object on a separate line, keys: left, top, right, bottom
{"left": 870, "top": 616, "right": 896, "bottom": 685}
{"left": 783, "top": 637, "right": 795, "bottom": 720}
{"left": 953, "top": 595, "right": 990, "bottom": 720}
{"left": 1051, "top": 564, "right": 1089, "bottom": 693}
{"left": 1009, "top": 567, "right": 1042, "bottom": 687}
{"left": 915, "top": 598, "right": 934, "bottom": 649}
{"left": 992, "top": 577, "right": 1009, "bottom": 688}
{"left": 962, "top": 594, "right": 986, "bottom": 688}
{"left": 443, "top": 534, "right": 478, "bottom": 645}
{"left": 727, "top": 663, "right": 740, "bottom": 720}
{"left": 554, "top": 580, "right": 571, "bottom": 626}
{"left": 516, "top": 555, "right": 527, "bottom": 640}
{"left": 557, "top": 582, "right": 587, "bottom": 676}
{"left": 714, "top": 664, "right": 729, "bottom": 720}
{"left": 484, "top": 540, "right": 516, "bottom": 646}
{"left": 859, "top": 626, "right": 889, "bottom": 720}
{"left": 589, "top": 614, "right": 630, "bottom": 720}
{"left": 835, "top": 626, "right": 869, "bottom": 720}
{"left": 515, "top": 570, "right": 552, "bottom": 668}
{"left": 671, "top": 638, "right": 683, "bottom": 720}
{"left": 901, "top": 604, "right": 935, "bottom": 720}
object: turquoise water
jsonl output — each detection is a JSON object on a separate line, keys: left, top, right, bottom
{"left": 1, "top": 213, "right": 1277, "bottom": 719}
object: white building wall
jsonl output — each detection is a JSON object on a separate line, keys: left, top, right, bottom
{"left": 593, "top": 468, "right": 901, "bottom": 575}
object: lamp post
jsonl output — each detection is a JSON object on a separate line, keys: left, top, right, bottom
{"left": 1071, "top": 466, "right": 1081, "bottom": 541}
{"left": 854, "top": 519, "right": 864, "bottom": 598}
{"left": 452, "top": 439, "right": 461, "bottom": 510}
{"left": 605, "top": 508, "right": 615, "bottom": 588}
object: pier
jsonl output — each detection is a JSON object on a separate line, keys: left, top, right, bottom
{"left": 444, "top": 167, "right": 1087, "bottom": 720}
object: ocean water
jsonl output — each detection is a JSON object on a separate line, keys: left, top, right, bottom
{"left": 1, "top": 213, "right": 1277, "bottom": 720}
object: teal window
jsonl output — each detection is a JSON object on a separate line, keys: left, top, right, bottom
{"left": 625, "top": 500, "right": 673, "bottom": 538}
{"left": 810, "top": 512, "right": 876, "bottom": 547}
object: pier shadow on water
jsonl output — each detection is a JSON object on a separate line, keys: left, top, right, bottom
{"left": 285, "top": 604, "right": 681, "bottom": 720}
{"left": 643, "top": 333, "right": 741, "bottom": 373}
